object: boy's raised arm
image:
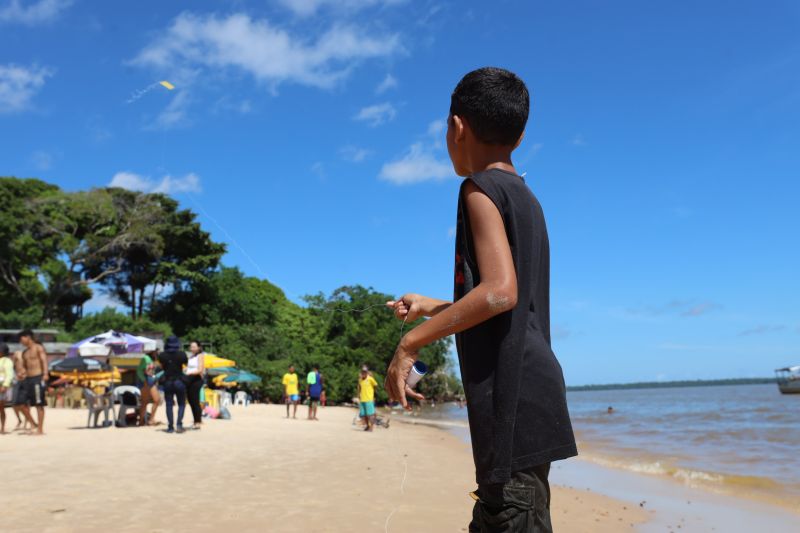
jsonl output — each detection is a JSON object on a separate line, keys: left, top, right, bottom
{"left": 385, "top": 180, "right": 518, "bottom": 408}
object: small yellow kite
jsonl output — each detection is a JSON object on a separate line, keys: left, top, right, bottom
{"left": 159, "top": 81, "right": 175, "bottom": 90}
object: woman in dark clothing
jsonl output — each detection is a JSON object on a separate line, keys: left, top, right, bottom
{"left": 158, "top": 336, "right": 188, "bottom": 434}
{"left": 184, "top": 341, "right": 206, "bottom": 430}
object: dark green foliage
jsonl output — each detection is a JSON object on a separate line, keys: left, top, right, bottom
{"left": 67, "top": 308, "right": 172, "bottom": 343}
{"left": 568, "top": 378, "right": 776, "bottom": 392}
{"left": 152, "top": 266, "right": 281, "bottom": 336}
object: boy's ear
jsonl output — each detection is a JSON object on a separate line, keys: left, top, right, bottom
{"left": 513, "top": 130, "right": 525, "bottom": 151}
{"left": 452, "top": 114, "right": 466, "bottom": 143}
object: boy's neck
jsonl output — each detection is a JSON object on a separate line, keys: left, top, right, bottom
{"left": 468, "top": 146, "right": 517, "bottom": 176}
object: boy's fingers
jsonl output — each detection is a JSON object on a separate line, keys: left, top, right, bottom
{"left": 405, "top": 386, "right": 425, "bottom": 401}
{"left": 396, "top": 377, "right": 409, "bottom": 409}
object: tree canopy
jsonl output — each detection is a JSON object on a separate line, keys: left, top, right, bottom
{"left": 0, "top": 177, "right": 461, "bottom": 403}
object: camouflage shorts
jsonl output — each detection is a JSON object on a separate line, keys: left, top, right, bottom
{"left": 469, "top": 463, "right": 552, "bottom": 533}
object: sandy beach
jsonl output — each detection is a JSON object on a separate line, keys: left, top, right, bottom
{"left": 1, "top": 404, "right": 646, "bottom": 533}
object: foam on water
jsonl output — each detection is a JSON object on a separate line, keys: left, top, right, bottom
{"left": 410, "top": 383, "right": 800, "bottom": 512}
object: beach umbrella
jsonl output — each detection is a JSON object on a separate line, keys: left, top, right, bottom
{"left": 203, "top": 354, "right": 236, "bottom": 369}
{"left": 206, "top": 366, "right": 238, "bottom": 377}
{"left": 67, "top": 330, "right": 154, "bottom": 358}
{"left": 131, "top": 335, "right": 158, "bottom": 353}
{"left": 212, "top": 374, "right": 236, "bottom": 388}
{"left": 50, "top": 357, "right": 107, "bottom": 372}
{"left": 52, "top": 369, "right": 122, "bottom": 385}
{"left": 73, "top": 342, "right": 113, "bottom": 357}
{"left": 223, "top": 370, "right": 261, "bottom": 384}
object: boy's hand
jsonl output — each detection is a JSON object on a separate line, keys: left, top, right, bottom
{"left": 384, "top": 340, "right": 425, "bottom": 410}
{"left": 386, "top": 294, "right": 425, "bottom": 322}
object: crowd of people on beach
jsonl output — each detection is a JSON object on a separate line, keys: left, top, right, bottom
{"left": 279, "top": 362, "right": 381, "bottom": 431}
{"left": 0, "top": 330, "right": 387, "bottom": 436}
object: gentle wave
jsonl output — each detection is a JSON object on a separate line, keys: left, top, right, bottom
{"left": 578, "top": 451, "right": 784, "bottom": 491}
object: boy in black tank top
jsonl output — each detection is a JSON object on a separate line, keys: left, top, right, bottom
{"left": 385, "top": 67, "right": 577, "bottom": 532}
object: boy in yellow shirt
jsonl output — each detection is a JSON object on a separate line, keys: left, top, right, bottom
{"left": 282, "top": 365, "right": 299, "bottom": 419}
{"left": 357, "top": 366, "right": 378, "bottom": 432}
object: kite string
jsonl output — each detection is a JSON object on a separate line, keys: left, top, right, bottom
{"left": 385, "top": 314, "right": 410, "bottom": 532}
{"left": 185, "top": 192, "right": 269, "bottom": 280}
{"left": 185, "top": 195, "right": 411, "bottom": 533}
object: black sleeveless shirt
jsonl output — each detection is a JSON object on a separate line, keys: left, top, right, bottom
{"left": 454, "top": 169, "right": 577, "bottom": 485}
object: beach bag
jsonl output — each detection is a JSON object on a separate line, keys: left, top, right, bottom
{"left": 220, "top": 406, "right": 232, "bottom": 420}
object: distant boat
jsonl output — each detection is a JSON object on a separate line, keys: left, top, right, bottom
{"left": 774, "top": 366, "right": 800, "bottom": 394}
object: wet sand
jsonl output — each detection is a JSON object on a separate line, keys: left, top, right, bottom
{"left": 0, "top": 404, "right": 645, "bottom": 532}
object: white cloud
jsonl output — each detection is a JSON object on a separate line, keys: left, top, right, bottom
{"left": 0, "top": 63, "right": 53, "bottom": 113}
{"left": 82, "top": 290, "right": 122, "bottom": 314}
{"left": 133, "top": 12, "right": 401, "bottom": 90}
{"left": 109, "top": 172, "right": 202, "bottom": 195}
{"left": 152, "top": 90, "right": 191, "bottom": 130}
{"left": 379, "top": 118, "right": 455, "bottom": 185}
{"left": 0, "top": 0, "right": 72, "bottom": 25}
{"left": 379, "top": 142, "right": 452, "bottom": 185}
{"left": 213, "top": 97, "right": 253, "bottom": 115}
{"left": 739, "top": 324, "right": 786, "bottom": 337}
{"left": 427, "top": 119, "right": 445, "bottom": 136}
{"left": 153, "top": 174, "right": 202, "bottom": 194}
{"left": 30, "top": 150, "right": 52, "bottom": 170}
{"left": 353, "top": 102, "right": 396, "bottom": 126}
{"left": 340, "top": 145, "right": 370, "bottom": 163}
{"left": 310, "top": 161, "right": 326, "bottom": 180}
{"left": 376, "top": 73, "right": 397, "bottom": 94}
{"left": 277, "top": 0, "right": 406, "bottom": 18}
{"left": 571, "top": 134, "right": 586, "bottom": 146}
{"left": 446, "top": 226, "right": 456, "bottom": 238}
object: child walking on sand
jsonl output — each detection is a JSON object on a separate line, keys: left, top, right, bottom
{"left": 385, "top": 67, "right": 577, "bottom": 532}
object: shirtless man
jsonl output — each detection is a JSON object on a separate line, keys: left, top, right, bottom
{"left": 18, "top": 330, "right": 48, "bottom": 435}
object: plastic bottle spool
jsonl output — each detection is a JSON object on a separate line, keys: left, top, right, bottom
{"left": 405, "top": 361, "right": 428, "bottom": 388}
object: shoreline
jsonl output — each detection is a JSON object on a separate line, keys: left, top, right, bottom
{"left": 395, "top": 412, "right": 800, "bottom": 532}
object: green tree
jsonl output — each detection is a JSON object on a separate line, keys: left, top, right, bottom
{"left": 87, "top": 188, "right": 226, "bottom": 319}
{"left": 0, "top": 177, "right": 60, "bottom": 321}
{"left": 67, "top": 307, "right": 172, "bottom": 342}
{"left": 153, "top": 266, "right": 281, "bottom": 336}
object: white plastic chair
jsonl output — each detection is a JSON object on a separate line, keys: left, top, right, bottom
{"left": 83, "top": 388, "right": 112, "bottom": 428}
{"left": 234, "top": 391, "right": 248, "bottom": 406}
{"left": 220, "top": 391, "right": 232, "bottom": 408}
{"left": 112, "top": 386, "right": 141, "bottom": 427}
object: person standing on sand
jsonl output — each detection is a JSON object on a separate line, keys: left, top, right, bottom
{"left": 10, "top": 349, "right": 27, "bottom": 430}
{"left": 136, "top": 350, "right": 161, "bottom": 426}
{"left": 17, "top": 329, "right": 48, "bottom": 435}
{"left": 306, "top": 365, "right": 323, "bottom": 421}
{"left": 357, "top": 366, "right": 378, "bottom": 432}
{"left": 385, "top": 67, "right": 577, "bottom": 532}
{"left": 184, "top": 341, "right": 206, "bottom": 430}
{"left": 282, "top": 365, "right": 299, "bottom": 419}
{"left": 158, "top": 336, "right": 188, "bottom": 434}
{"left": 0, "top": 342, "right": 14, "bottom": 434}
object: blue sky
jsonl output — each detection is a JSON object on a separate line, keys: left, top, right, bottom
{"left": 2, "top": 0, "right": 799, "bottom": 384}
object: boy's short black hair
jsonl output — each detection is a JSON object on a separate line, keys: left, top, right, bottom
{"left": 0, "top": 342, "right": 9, "bottom": 357}
{"left": 450, "top": 67, "right": 529, "bottom": 146}
{"left": 19, "top": 329, "right": 34, "bottom": 341}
